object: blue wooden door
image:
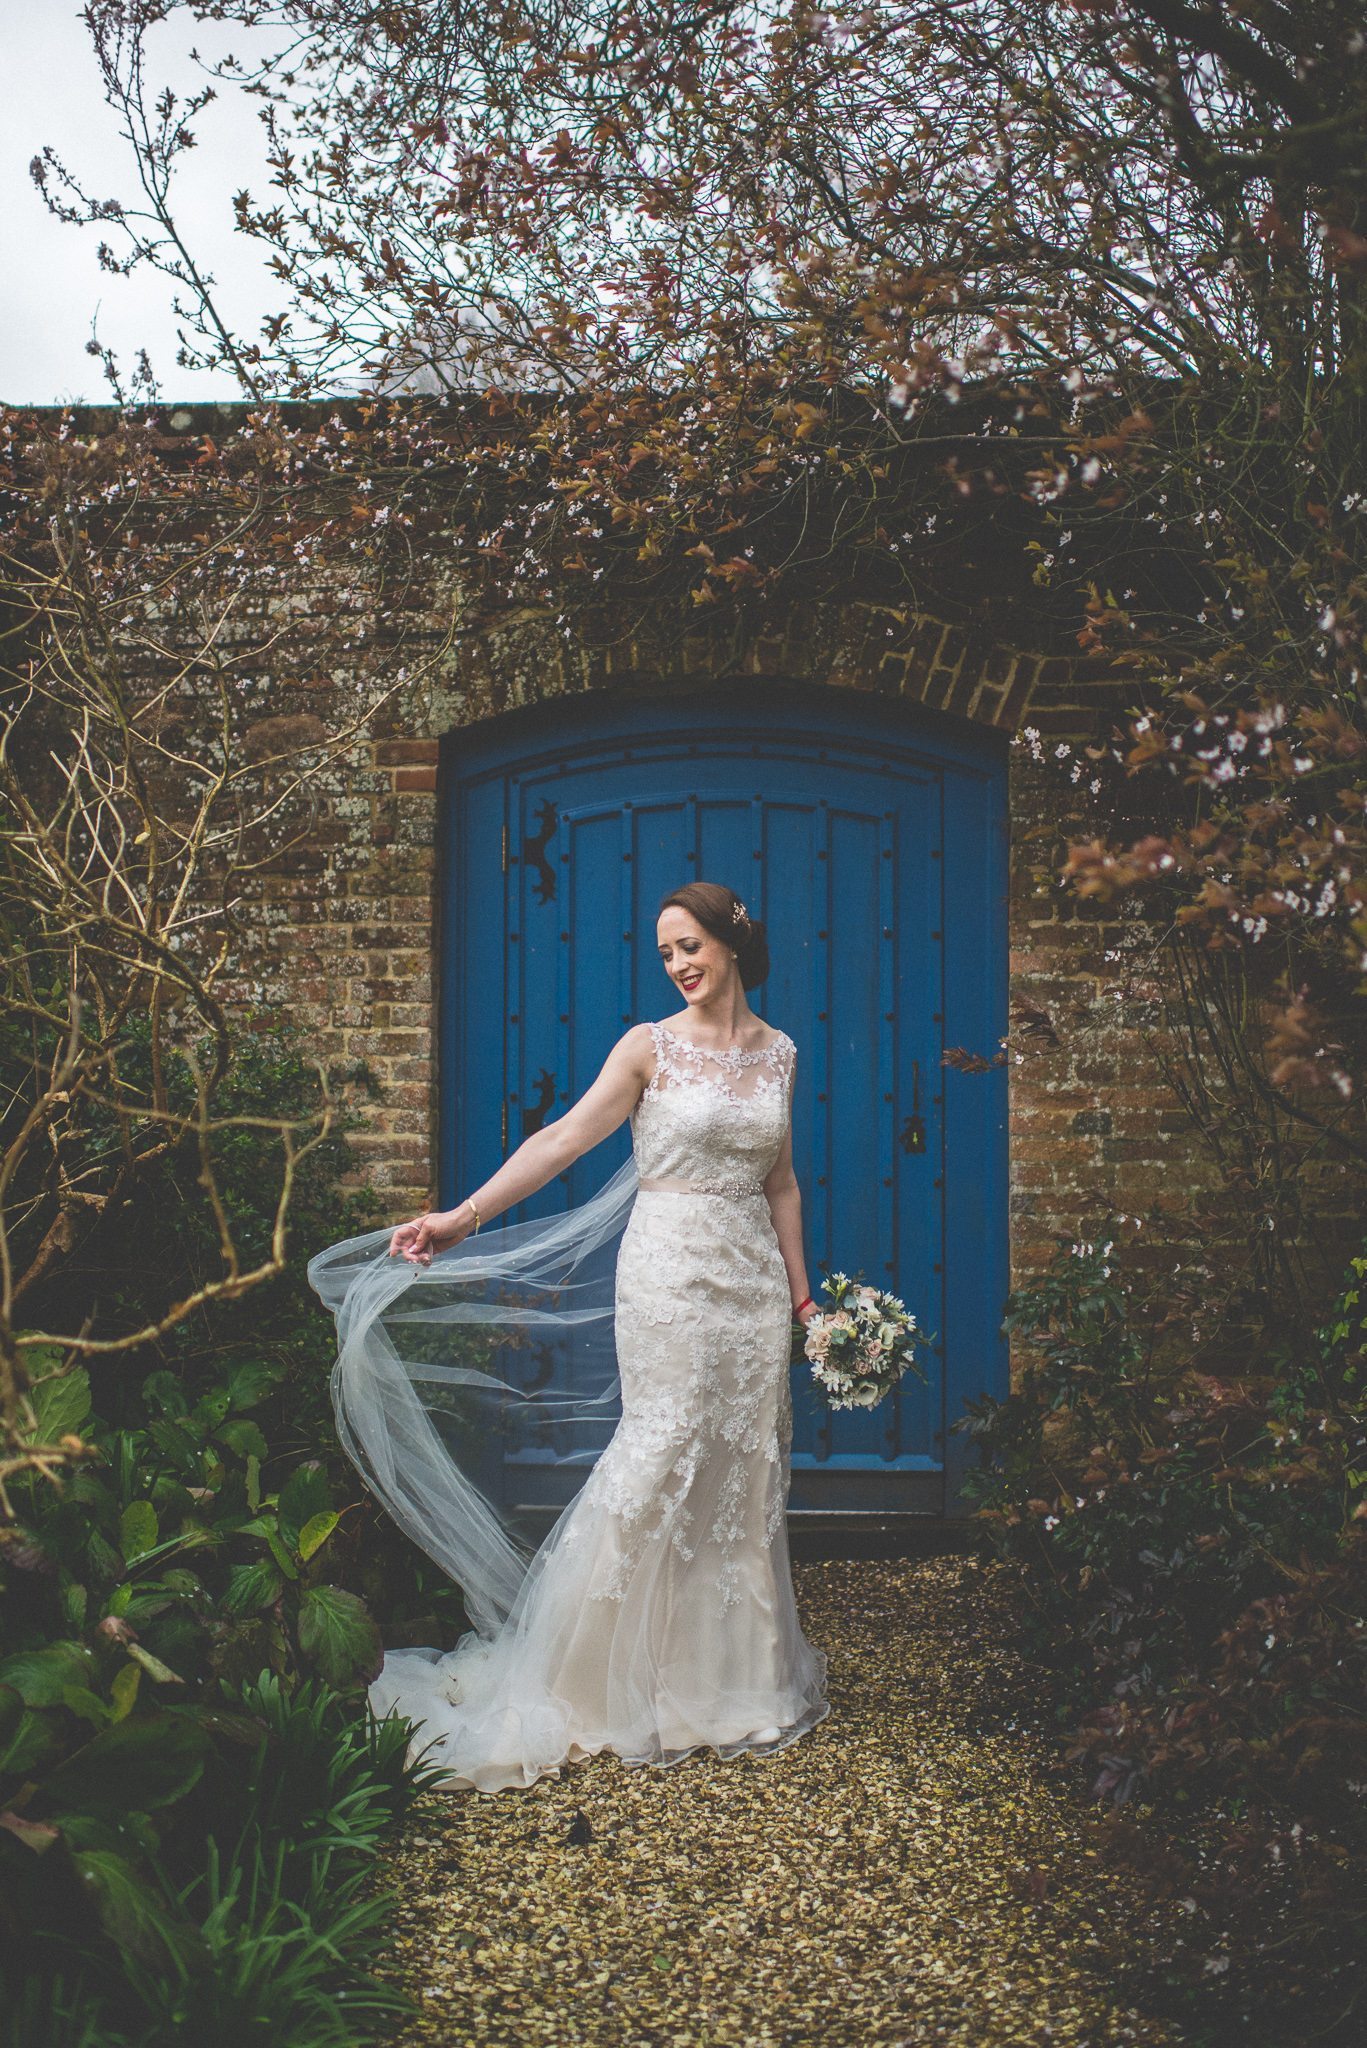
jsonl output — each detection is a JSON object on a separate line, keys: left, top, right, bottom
{"left": 441, "top": 686, "right": 1007, "bottom": 1518}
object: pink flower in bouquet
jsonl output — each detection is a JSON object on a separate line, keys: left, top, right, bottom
{"left": 807, "top": 1276, "right": 933, "bottom": 1417}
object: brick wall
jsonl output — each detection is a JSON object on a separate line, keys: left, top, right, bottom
{"left": 1003, "top": 745, "right": 1211, "bottom": 1278}
{"left": 214, "top": 583, "right": 1216, "bottom": 1295}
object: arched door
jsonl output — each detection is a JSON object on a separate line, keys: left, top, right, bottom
{"left": 439, "top": 684, "right": 1007, "bottom": 1519}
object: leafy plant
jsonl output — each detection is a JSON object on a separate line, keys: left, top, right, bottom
{"left": 6, "top": 1348, "right": 381, "bottom": 1696}
{"left": 960, "top": 1230, "right": 1367, "bottom": 2041}
{"left": 0, "top": 1027, "right": 462, "bottom": 2046}
{"left": 1, "top": 1667, "right": 450, "bottom": 2048}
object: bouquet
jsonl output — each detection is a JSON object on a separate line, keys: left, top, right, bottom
{"left": 802, "top": 1272, "right": 932, "bottom": 1412}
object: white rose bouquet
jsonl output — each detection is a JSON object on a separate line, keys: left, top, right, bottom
{"left": 802, "top": 1272, "right": 932, "bottom": 1412}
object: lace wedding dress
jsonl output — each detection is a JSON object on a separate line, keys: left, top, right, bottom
{"left": 312, "top": 1019, "right": 830, "bottom": 1795}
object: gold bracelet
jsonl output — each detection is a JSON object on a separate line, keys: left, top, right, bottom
{"left": 464, "top": 1194, "right": 482, "bottom": 1234}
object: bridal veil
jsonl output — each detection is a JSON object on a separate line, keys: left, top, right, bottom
{"left": 306, "top": 1155, "right": 640, "bottom": 1638}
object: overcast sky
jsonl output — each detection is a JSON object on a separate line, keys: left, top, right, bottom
{"left": 2, "top": 0, "right": 280, "bottom": 405}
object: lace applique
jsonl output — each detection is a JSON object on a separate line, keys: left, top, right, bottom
{"left": 560, "top": 1025, "right": 799, "bottom": 1611}
{"left": 629, "top": 1021, "right": 794, "bottom": 1206}
{"left": 641, "top": 1020, "right": 795, "bottom": 1108}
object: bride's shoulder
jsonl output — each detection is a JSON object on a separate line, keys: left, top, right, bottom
{"left": 750, "top": 1016, "right": 796, "bottom": 1055}
{"left": 768, "top": 1026, "right": 798, "bottom": 1070}
{"left": 616, "top": 1020, "right": 660, "bottom": 1062}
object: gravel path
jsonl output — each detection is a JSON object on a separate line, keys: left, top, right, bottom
{"left": 370, "top": 1556, "right": 1188, "bottom": 2047}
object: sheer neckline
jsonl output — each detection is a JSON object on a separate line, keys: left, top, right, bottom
{"left": 653, "top": 1020, "right": 790, "bottom": 1066}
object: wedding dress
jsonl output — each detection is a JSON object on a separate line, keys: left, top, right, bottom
{"left": 308, "top": 1018, "right": 830, "bottom": 1794}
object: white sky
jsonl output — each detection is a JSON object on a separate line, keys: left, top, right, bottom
{"left": 2, "top": 0, "right": 280, "bottom": 405}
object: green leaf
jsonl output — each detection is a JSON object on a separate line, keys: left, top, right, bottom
{"left": 59, "top": 1684, "right": 112, "bottom": 1729}
{"left": 216, "top": 1418, "right": 268, "bottom": 1461}
{"left": 0, "top": 1641, "right": 97, "bottom": 1706}
{"left": 192, "top": 1703, "right": 269, "bottom": 1745}
{"left": 109, "top": 1662, "right": 142, "bottom": 1722}
{"left": 296, "top": 1585, "right": 382, "bottom": 1687}
{"left": 44, "top": 1807, "right": 140, "bottom": 1858}
{"left": 222, "top": 1560, "right": 284, "bottom": 1616}
{"left": 42, "top": 1712, "right": 210, "bottom": 1814}
{"left": 190, "top": 1389, "right": 232, "bottom": 1433}
{"left": 161, "top": 1568, "right": 206, "bottom": 1599}
{"left": 125, "top": 1643, "right": 185, "bottom": 1686}
{"left": 127, "top": 1589, "right": 188, "bottom": 1628}
{"left": 227, "top": 1359, "right": 284, "bottom": 1411}
{"left": 140, "top": 1370, "right": 189, "bottom": 1419}
{"left": 86, "top": 1531, "right": 125, "bottom": 1584}
{"left": 0, "top": 1683, "right": 23, "bottom": 1747}
{"left": 68, "top": 1847, "right": 193, "bottom": 1969}
{"left": 121, "top": 1530, "right": 213, "bottom": 1575}
{"left": 264, "top": 1524, "right": 300, "bottom": 1581}
{"left": 17, "top": 1340, "right": 65, "bottom": 1379}
{"left": 28, "top": 1363, "right": 92, "bottom": 1442}
{"left": 148, "top": 1415, "right": 206, "bottom": 1468}
{"left": 277, "top": 1461, "right": 332, "bottom": 1551}
{"left": 0, "top": 1705, "right": 60, "bottom": 1778}
{"left": 297, "top": 1510, "right": 339, "bottom": 1562}
{"left": 119, "top": 1501, "right": 159, "bottom": 1563}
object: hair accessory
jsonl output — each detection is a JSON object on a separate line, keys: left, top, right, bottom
{"left": 731, "top": 898, "right": 749, "bottom": 925}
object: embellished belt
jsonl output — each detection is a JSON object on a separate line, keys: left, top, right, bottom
{"left": 637, "top": 1173, "right": 767, "bottom": 1199}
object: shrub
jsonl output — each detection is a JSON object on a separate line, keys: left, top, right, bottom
{"left": 959, "top": 1232, "right": 1367, "bottom": 2040}
{"left": 0, "top": 1667, "right": 450, "bottom": 2047}
{"left": 1, "top": 1025, "right": 460, "bottom": 2045}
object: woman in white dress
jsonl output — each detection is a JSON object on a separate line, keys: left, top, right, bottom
{"left": 308, "top": 881, "right": 830, "bottom": 1793}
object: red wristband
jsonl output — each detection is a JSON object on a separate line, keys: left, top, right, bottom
{"left": 794, "top": 1296, "right": 815, "bottom": 1316}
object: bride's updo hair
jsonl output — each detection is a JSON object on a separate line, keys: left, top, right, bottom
{"left": 657, "top": 880, "right": 770, "bottom": 991}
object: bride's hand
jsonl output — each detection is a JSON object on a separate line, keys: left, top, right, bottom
{"left": 389, "top": 1206, "right": 472, "bottom": 1266}
{"left": 795, "top": 1300, "right": 820, "bottom": 1328}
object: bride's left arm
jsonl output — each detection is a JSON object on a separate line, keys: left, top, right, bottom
{"left": 392, "top": 1025, "right": 655, "bottom": 1263}
{"left": 764, "top": 1126, "right": 816, "bottom": 1326}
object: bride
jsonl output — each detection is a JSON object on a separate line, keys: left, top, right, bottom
{"left": 308, "top": 880, "right": 830, "bottom": 1794}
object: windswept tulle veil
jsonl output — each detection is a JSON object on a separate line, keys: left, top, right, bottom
{"left": 306, "top": 1154, "right": 640, "bottom": 1637}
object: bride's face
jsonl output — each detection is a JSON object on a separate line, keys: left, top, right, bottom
{"left": 656, "top": 907, "right": 735, "bottom": 1007}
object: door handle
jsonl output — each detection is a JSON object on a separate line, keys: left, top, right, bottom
{"left": 899, "top": 1060, "right": 927, "bottom": 1154}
